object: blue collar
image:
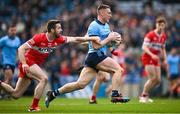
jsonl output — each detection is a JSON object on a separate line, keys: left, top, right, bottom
{"left": 95, "top": 19, "right": 105, "bottom": 25}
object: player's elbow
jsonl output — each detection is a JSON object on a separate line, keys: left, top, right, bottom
{"left": 142, "top": 45, "right": 145, "bottom": 50}
{"left": 18, "top": 45, "right": 24, "bottom": 53}
{"left": 142, "top": 45, "right": 148, "bottom": 52}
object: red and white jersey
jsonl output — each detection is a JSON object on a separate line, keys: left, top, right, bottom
{"left": 25, "top": 33, "right": 67, "bottom": 65}
{"left": 142, "top": 30, "right": 167, "bottom": 58}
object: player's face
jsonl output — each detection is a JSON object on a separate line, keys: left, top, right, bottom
{"left": 54, "top": 23, "right": 62, "bottom": 38}
{"left": 156, "top": 22, "right": 166, "bottom": 31}
{"left": 8, "top": 27, "right": 17, "bottom": 37}
{"left": 101, "top": 8, "right": 112, "bottom": 23}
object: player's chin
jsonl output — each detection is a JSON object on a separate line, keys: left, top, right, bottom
{"left": 55, "top": 34, "right": 61, "bottom": 38}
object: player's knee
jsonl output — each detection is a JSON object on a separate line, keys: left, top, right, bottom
{"left": 76, "top": 82, "right": 86, "bottom": 89}
{"left": 156, "top": 78, "right": 161, "bottom": 84}
{"left": 41, "top": 76, "right": 48, "bottom": 84}
{"left": 115, "top": 67, "right": 123, "bottom": 75}
{"left": 151, "top": 77, "right": 161, "bottom": 85}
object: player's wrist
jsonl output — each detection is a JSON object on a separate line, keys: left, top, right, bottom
{"left": 150, "top": 53, "right": 154, "bottom": 58}
{"left": 111, "top": 49, "right": 118, "bottom": 55}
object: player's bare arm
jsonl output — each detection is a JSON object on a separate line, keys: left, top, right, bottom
{"left": 91, "top": 32, "right": 120, "bottom": 49}
{"left": 162, "top": 46, "right": 167, "bottom": 62}
{"left": 18, "top": 39, "right": 32, "bottom": 72}
{"left": 142, "top": 37, "right": 159, "bottom": 60}
{"left": 66, "top": 36, "right": 99, "bottom": 43}
{"left": 162, "top": 46, "right": 168, "bottom": 68}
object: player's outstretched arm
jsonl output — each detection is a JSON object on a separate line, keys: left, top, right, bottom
{"left": 66, "top": 36, "right": 99, "bottom": 43}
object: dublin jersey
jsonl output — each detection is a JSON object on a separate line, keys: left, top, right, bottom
{"left": 87, "top": 19, "right": 110, "bottom": 54}
{"left": 0, "top": 35, "right": 21, "bottom": 66}
{"left": 26, "top": 33, "right": 67, "bottom": 65}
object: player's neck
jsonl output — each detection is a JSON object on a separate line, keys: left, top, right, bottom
{"left": 154, "top": 29, "right": 163, "bottom": 36}
{"left": 97, "top": 16, "right": 106, "bottom": 24}
{"left": 46, "top": 32, "right": 55, "bottom": 42}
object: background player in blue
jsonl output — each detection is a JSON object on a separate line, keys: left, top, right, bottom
{"left": 0, "top": 23, "right": 21, "bottom": 98}
{"left": 45, "top": 4, "right": 129, "bottom": 108}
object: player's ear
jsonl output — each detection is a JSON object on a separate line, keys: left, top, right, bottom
{"left": 50, "top": 28, "right": 55, "bottom": 33}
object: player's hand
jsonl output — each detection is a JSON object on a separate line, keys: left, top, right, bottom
{"left": 114, "top": 32, "right": 122, "bottom": 39}
{"left": 22, "top": 64, "right": 30, "bottom": 74}
{"left": 108, "top": 32, "right": 118, "bottom": 41}
{"left": 112, "top": 32, "right": 123, "bottom": 42}
{"left": 162, "top": 60, "right": 168, "bottom": 69}
{"left": 151, "top": 54, "right": 159, "bottom": 61}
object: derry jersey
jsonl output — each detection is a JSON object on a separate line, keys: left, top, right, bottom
{"left": 25, "top": 33, "right": 67, "bottom": 65}
{"left": 143, "top": 30, "right": 167, "bottom": 55}
{"left": 141, "top": 30, "right": 167, "bottom": 66}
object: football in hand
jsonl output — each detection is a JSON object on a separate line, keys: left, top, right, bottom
{"left": 107, "top": 32, "right": 122, "bottom": 48}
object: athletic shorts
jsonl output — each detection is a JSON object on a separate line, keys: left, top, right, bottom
{"left": 169, "top": 74, "right": 180, "bottom": 80}
{"left": 141, "top": 56, "right": 160, "bottom": 66}
{"left": 84, "top": 51, "right": 107, "bottom": 71}
{"left": 3, "top": 64, "right": 15, "bottom": 73}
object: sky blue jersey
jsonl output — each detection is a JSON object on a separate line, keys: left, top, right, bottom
{"left": 87, "top": 19, "right": 110, "bottom": 54}
{"left": 0, "top": 35, "right": 21, "bottom": 66}
{"left": 167, "top": 54, "right": 180, "bottom": 75}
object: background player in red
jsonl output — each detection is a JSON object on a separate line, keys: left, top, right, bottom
{"left": 0, "top": 20, "right": 99, "bottom": 111}
{"left": 139, "top": 17, "right": 168, "bottom": 103}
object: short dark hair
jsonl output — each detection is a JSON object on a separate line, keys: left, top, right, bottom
{"left": 156, "top": 17, "right": 167, "bottom": 24}
{"left": 7, "top": 22, "right": 16, "bottom": 29}
{"left": 97, "top": 4, "right": 110, "bottom": 14}
{"left": 47, "top": 20, "right": 61, "bottom": 32}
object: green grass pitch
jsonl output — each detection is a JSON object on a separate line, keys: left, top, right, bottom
{"left": 0, "top": 97, "right": 180, "bottom": 114}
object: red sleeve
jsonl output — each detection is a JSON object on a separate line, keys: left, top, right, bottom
{"left": 145, "top": 31, "right": 153, "bottom": 40}
{"left": 111, "top": 49, "right": 119, "bottom": 56}
{"left": 56, "top": 36, "right": 67, "bottom": 44}
{"left": 27, "top": 34, "right": 41, "bottom": 47}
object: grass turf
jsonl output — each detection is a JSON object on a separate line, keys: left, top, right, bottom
{"left": 0, "top": 97, "right": 180, "bottom": 114}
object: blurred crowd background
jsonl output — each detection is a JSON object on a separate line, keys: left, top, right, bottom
{"left": 0, "top": 0, "right": 180, "bottom": 98}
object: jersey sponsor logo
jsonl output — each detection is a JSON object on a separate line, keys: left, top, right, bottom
{"left": 33, "top": 46, "right": 57, "bottom": 54}
{"left": 149, "top": 42, "right": 162, "bottom": 51}
{"left": 38, "top": 47, "right": 56, "bottom": 53}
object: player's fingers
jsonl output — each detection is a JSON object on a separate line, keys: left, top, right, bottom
{"left": 22, "top": 64, "right": 30, "bottom": 74}
{"left": 24, "top": 67, "right": 30, "bottom": 74}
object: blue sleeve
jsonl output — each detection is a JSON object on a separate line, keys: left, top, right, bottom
{"left": 0, "top": 37, "right": 5, "bottom": 47}
{"left": 87, "top": 23, "right": 99, "bottom": 36}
